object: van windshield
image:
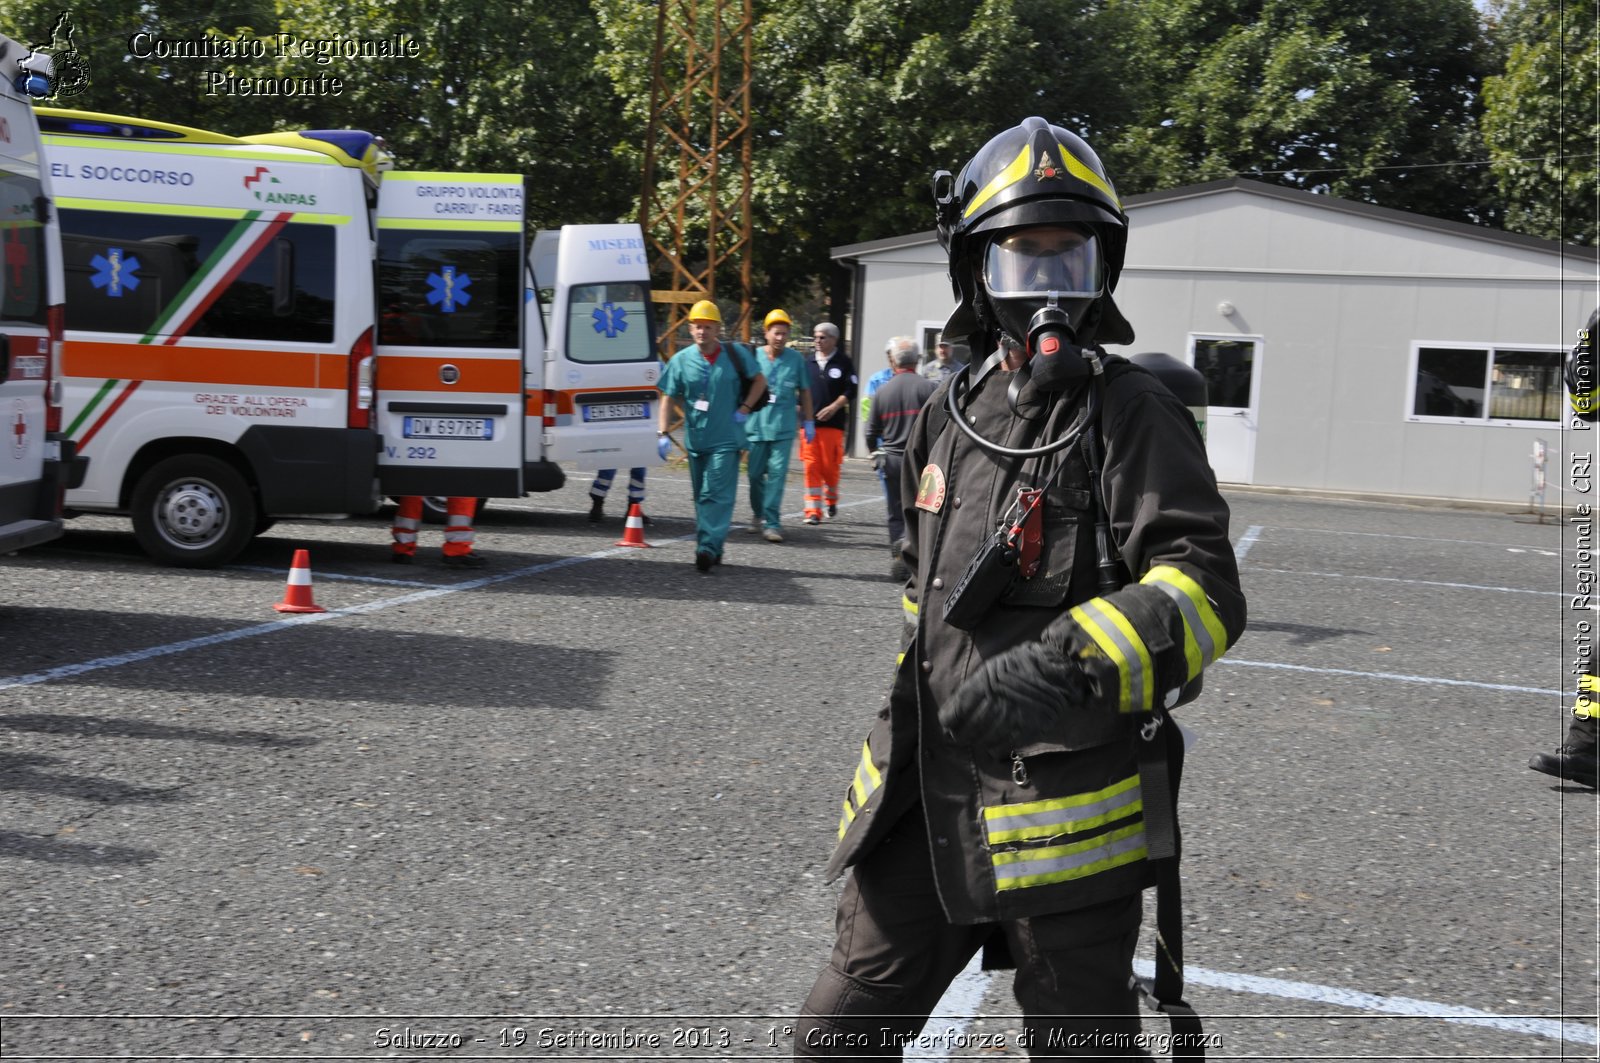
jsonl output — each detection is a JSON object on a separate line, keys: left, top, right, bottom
{"left": 566, "top": 282, "right": 654, "bottom": 364}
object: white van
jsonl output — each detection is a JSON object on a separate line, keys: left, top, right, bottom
{"left": 0, "top": 37, "right": 84, "bottom": 556}
{"left": 38, "top": 109, "right": 660, "bottom": 563}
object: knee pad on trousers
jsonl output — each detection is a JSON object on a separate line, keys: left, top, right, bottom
{"left": 795, "top": 966, "right": 918, "bottom": 1058}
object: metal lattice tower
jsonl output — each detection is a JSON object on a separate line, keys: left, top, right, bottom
{"left": 639, "top": 0, "right": 754, "bottom": 353}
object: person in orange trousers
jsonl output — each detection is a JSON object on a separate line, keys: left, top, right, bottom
{"left": 391, "top": 497, "right": 486, "bottom": 568}
{"left": 801, "top": 321, "right": 857, "bottom": 524}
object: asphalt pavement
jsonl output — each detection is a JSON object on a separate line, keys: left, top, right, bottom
{"left": 0, "top": 458, "right": 1593, "bottom": 1060}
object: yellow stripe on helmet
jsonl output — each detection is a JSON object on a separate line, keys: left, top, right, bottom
{"left": 1057, "top": 140, "right": 1121, "bottom": 211}
{"left": 963, "top": 144, "right": 1033, "bottom": 220}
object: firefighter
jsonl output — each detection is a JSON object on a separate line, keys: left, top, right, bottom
{"left": 1530, "top": 308, "right": 1599, "bottom": 788}
{"left": 657, "top": 300, "right": 767, "bottom": 571}
{"left": 795, "top": 117, "right": 1247, "bottom": 1058}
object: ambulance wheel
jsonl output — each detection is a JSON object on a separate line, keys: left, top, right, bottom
{"left": 131, "top": 456, "right": 258, "bottom": 568}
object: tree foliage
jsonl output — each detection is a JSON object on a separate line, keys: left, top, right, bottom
{"left": 1481, "top": 0, "right": 1598, "bottom": 244}
{"left": 5, "top": 0, "right": 1587, "bottom": 308}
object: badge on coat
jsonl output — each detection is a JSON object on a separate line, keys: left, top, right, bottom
{"left": 915, "top": 463, "right": 947, "bottom": 512}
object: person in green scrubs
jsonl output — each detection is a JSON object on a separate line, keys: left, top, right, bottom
{"left": 657, "top": 300, "right": 767, "bottom": 571}
{"left": 744, "top": 308, "right": 816, "bottom": 542}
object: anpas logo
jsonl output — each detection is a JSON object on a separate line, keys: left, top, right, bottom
{"left": 243, "top": 166, "right": 317, "bottom": 207}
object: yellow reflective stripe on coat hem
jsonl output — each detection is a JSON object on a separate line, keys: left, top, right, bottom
{"left": 991, "top": 823, "right": 1148, "bottom": 891}
{"left": 838, "top": 740, "right": 883, "bottom": 839}
{"left": 983, "top": 775, "right": 1143, "bottom": 844}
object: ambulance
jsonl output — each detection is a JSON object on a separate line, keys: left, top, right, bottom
{"left": 0, "top": 38, "right": 84, "bottom": 558}
{"left": 35, "top": 107, "right": 660, "bottom": 565}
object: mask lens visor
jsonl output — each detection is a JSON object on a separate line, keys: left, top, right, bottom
{"left": 983, "top": 228, "right": 1103, "bottom": 299}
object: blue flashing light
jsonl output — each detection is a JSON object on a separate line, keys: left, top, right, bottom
{"left": 298, "top": 130, "right": 376, "bottom": 162}
{"left": 13, "top": 73, "right": 51, "bottom": 99}
{"left": 35, "top": 114, "right": 188, "bottom": 139}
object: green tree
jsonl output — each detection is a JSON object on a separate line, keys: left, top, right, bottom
{"left": 6, "top": 0, "right": 636, "bottom": 230}
{"left": 1101, "top": 0, "right": 1497, "bottom": 223}
{"left": 1481, "top": 0, "right": 1598, "bottom": 243}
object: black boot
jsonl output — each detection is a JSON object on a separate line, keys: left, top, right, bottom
{"left": 588, "top": 495, "right": 605, "bottom": 523}
{"left": 1530, "top": 713, "right": 1598, "bottom": 788}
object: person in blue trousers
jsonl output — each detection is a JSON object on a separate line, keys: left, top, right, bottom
{"left": 656, "top": 300, "right": 766, "bottom": 572}
{"left": 588, "top": 468, "right": 651, "bottom": 526}
{"left": 744, "top": 308, "right": 815, "bottom": 542}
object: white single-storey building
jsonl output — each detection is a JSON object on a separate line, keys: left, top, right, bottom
{"left": 833, "top": 178, "right": 1597, "bottom": 505}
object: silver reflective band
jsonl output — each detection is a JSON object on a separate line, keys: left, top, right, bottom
{"left": 983, "top": 228, "right": 1104, "bottom": 299}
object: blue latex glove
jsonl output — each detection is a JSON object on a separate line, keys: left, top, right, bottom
{"left": 802, "top": 419, "right": 816, "bottom": 444}
{"left": 732, "top": 410, "right": 748, "bottom": 425}
{"left": 656, "top": 434, "right": 672, "bottom": 460}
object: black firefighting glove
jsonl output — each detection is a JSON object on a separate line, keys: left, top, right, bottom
{"left": 940, "top": 640, "right": 1094, "bottom": 758}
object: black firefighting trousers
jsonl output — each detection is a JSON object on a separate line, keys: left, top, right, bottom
{"left": 794, "top": 813, "right": 1150, "bottom": 1060}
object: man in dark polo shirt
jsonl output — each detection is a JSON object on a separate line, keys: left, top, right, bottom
{"left": 801, "top": 321, "right": 857, "bottom": 524}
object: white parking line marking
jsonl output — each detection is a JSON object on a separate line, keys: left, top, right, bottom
{"left": 907, "top": 952, "right": 991, "bottom": 1060}
{"left": 229, "top": 564, "right": 446, "bottom": 589}
{"left": 1279, "top": 526, "right": 1559, "bottom": 551}
{"left": 1135, "top": 959, "right": 1599, "bottom": 1046}
{"left": 1247, "top": 566, "right": 1563, "bottom": 598}
{"left": 1234, "top": 525, "right": 1263, "bottom": 562}
{"left": 0, "top": 540, "right": 694, "bottom": 693}
{"left": 1217, "top": 658, "right": 1561, "bottom": 696}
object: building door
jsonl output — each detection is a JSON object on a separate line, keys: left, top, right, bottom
{"left": 1187, "top": 334, "right": 1261, "bottom": 484}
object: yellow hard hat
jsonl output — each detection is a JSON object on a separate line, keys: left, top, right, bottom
{"left": 688, "top": 299, "right": 722, "bottom": 324}
{"left": 763, "top": 308, "right": 793, "bottom": 328}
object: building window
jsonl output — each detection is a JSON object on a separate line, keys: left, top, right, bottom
{"left": 1409, "top": 344, "right": 1562, "bottom": 425}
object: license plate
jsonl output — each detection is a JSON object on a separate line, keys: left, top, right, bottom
{"left": 402, "top": 416, "right": 493, "bottom": 440}
{"left": 581, "top": 402, "right": 648, "bottom": 423}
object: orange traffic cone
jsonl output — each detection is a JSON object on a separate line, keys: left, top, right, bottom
{"left": 615, "top": 503, "right": 653, "bottom": 548}
{"left": 273, "top": 549, "right": 328, "bottom": 613}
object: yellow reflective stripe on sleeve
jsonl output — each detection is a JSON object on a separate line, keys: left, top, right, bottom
{"left": 963, "top": 144, "right": 1034, "bottom": 220}
{"left": 982, "top": 774, "right": 1142, "bottom": 844}
{"left": 1581, "top": 674, "right": 1599, "bottom": 694}
{"left": 1070, "top": 598, "right": 1153, "bottom": 712}
{"left": 902, "top": 594, "right": 919, "bottom": 620}
{"left": 838, "top": 797, "right": 856, "bottom": 839}
{"left": 1142, "top": 565, "right": 1229, "bottom": 680}
{"left": 991, "top": 822, "right": 1148, "bottom": 891}
{"left": 1573, "top": 390, "right": 1598, "bottom": 415}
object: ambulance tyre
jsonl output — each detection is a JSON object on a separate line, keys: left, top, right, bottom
{"left": 131, "top": 455, "right": 258, "bottom": 568}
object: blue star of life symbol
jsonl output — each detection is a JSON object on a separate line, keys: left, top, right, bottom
{"left": 592, "top": 301, "right": 629, "bottom": 338}
{"left": 426, "top": 266, "right": 472, "bottom": 313}
{"left": 90, "top": 248, "right": 141, "bottom": 298}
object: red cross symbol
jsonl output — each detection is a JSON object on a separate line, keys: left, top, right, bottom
{"left": 13, "top": 412, "right": 26, "bottom": 446}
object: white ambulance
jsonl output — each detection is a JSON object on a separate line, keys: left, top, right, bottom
{"left": 0, "top": 38, "right": 84, "bottom": 557}
{"left": 36, "top": 109, "right": 660, "bottom": 565}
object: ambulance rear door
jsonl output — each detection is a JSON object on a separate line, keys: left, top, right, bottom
{"left": 374, "top": 172, "right": 525, "bottom": 499}
{"left": 539, "top": 224, "right": 662, "bottom": 471}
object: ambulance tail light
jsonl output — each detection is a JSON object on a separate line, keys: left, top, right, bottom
{"left": 349, "top": 326, "right": 374, "bottom": 429}
{"left": 44, "top": 304, "right": 64, "bottom": 433}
